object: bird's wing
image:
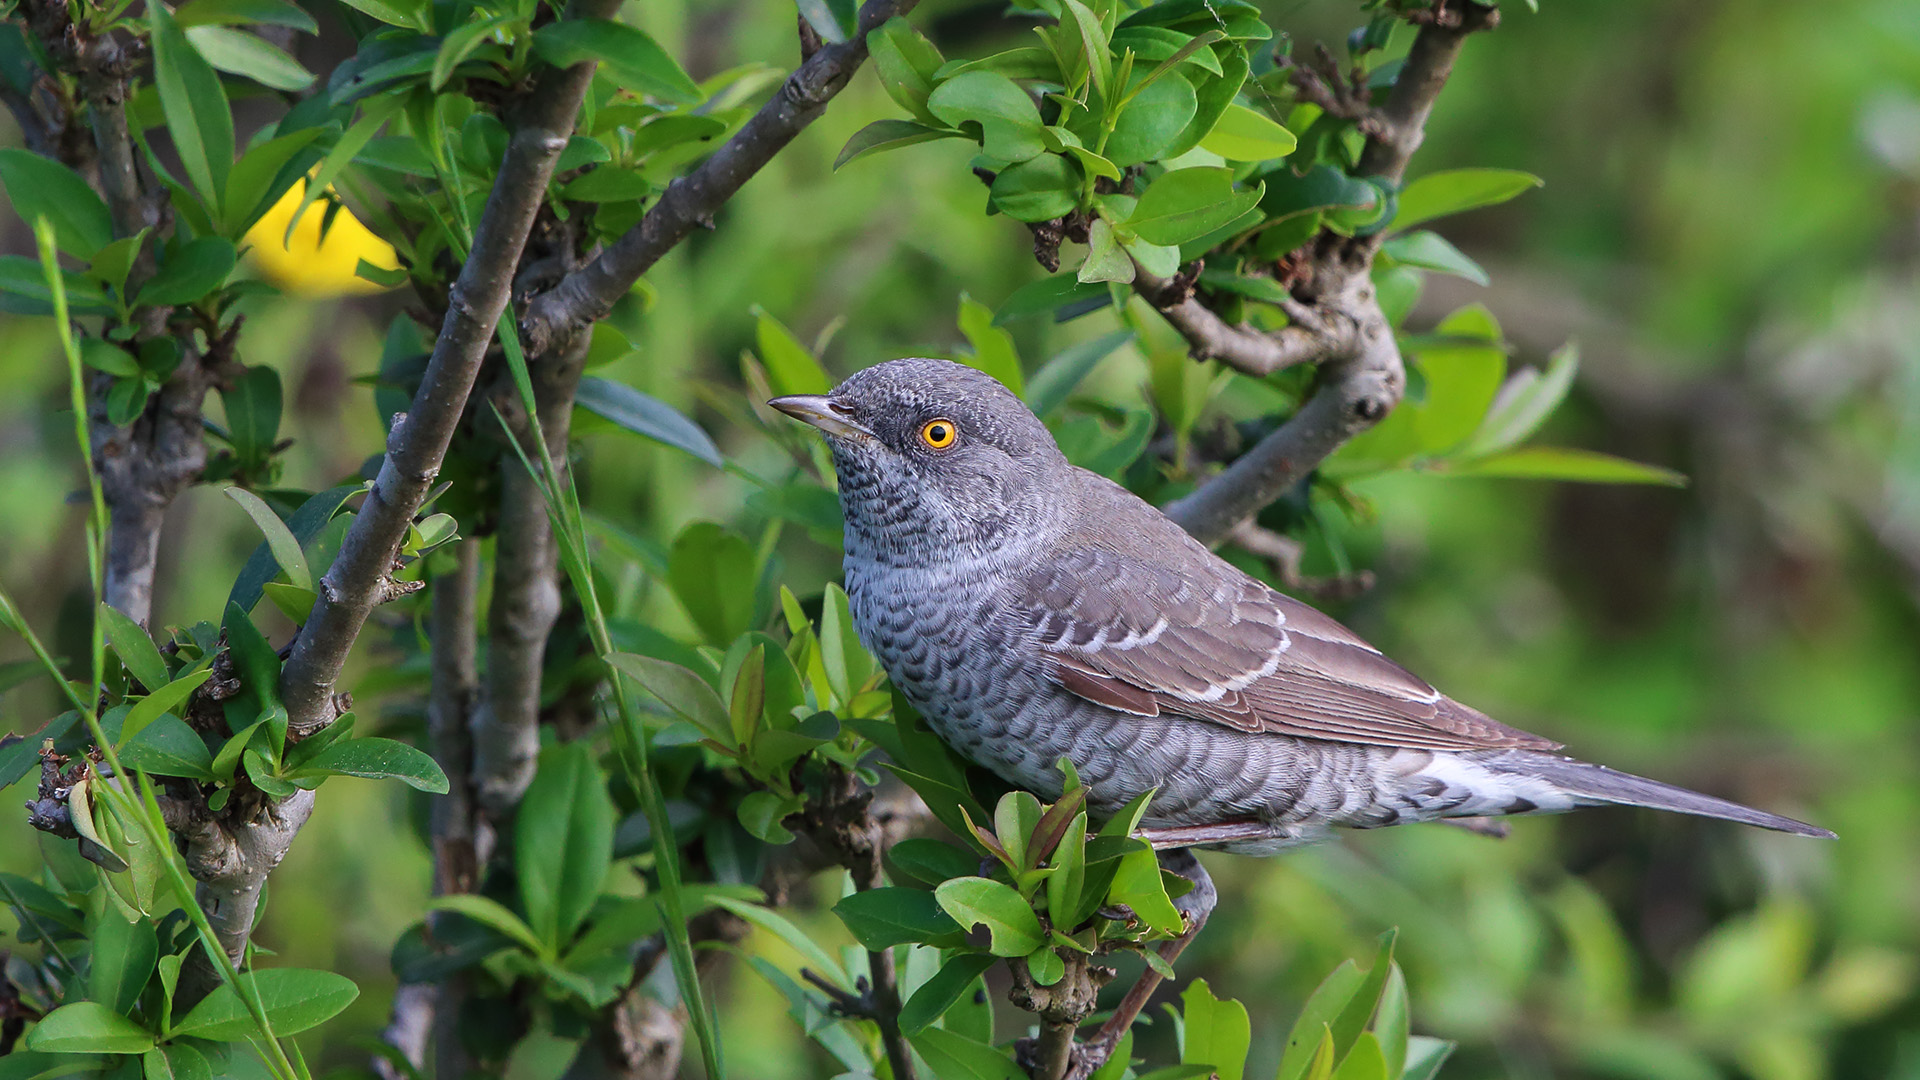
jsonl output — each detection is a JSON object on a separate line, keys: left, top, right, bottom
{"left": 1021, "top": 544, "right": 1561, "bottom": 752}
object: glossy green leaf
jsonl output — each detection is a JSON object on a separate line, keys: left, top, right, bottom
{"left": 1330, "top": 932, "right": 1398, "bottom": 1057}
{"left": 835, "top": 119, "right": 958, "bottom": 170}
{"left": 1027, "top": 945, "right": 1065, "bottom": 986}
{"left": 150, "top": 2, "right": 234, "bottom": 209}
{"left": 1399, "top": 1036, "right": 1456, "bottom": 1080}
{"left": 1439, "top": 446, "right": 1688, "bottom": 486}
{"left": 427, "top": 893, "right": 547, "bottom": 956}
{"left": 518, "top": 741, "right": 614, "bottom": 948}
{"left": 0, "top": 150, "right": 112, "bottom": 258}
{"left": 1046, "top": 812, "right": 1088, "bottom": 927}
{"left": 186, "top": 26, "right": 313, "bottom": 90}
{"left": 868, "top": 16, "right": 945, "bottom": 124}
{"left": 227, "top": 483, "right": 358, "bottom": 614}
{"left": 176, "top": 0, "right": 318, "bottom": 32}
{"left": 334, "top": 0, "right": 425, "bottom": 29}
{"left": 666, "top": 522, "right": 760, "bottom": 645}
{"left": 576, "top": 376, "right": 722, "bottom": 466}
{"left": 224, "top": 486, "right": 311, "bottom": 591}
{"left": 121, "top": 714, "right": 216, "bottom": 780}
{"left": 171, "top": 967, "right": 359, "bottom": 1039}
{"left": 1181, "top": 978, "right": 1251, "bottom": 1080}
{"left": 994, "top": 274, "right": 1108, "bottom": 324}
{"left": 909, "top": 1027, "right": 1026, "bottom": 1080}
{"left": 1392, "top": 168, "right": 1543, "bottom": 231}
{"left": 886, "top": 838, "right": 982, "bottom": 889}
{"left": 0, "top": 254, "right": 111, "bottom": 314}
{"left": 1333, "top": 1032, "right": 1389, "bottom": 1080}
{"left": 1460, "top": 342, "right": 1579, "bottom": 457}
{"left": 292, "top": 736, "right": 450, "bottom": 792}
{"left": 118, "top": 668, "right": 213, "bottom": 749}
{"left": 1108, "top": 846, "right": 1183, "bottom": 935}
{"left": 899, "top": 951, "right": 996, "bottom": 1034}
{"left": 833, "top": 887, "right": 964, "bottom": 950}
{"left": 753, "top": 306, "right": 832, "bottom": 396}
{"left": 24, "top": 1002, "right": 154, "bottom": 1054}
{"left": 1079, "top": 217, "right": 1134, "bottom": 284}
{"left": 991, "top": 154, "right": 1080, "bottom": 222}
{"left": 432, "top": 14, "right": 514, "bottom": 90}
{"left": 89, "top": 907, "right": 159, "bottom": 1015}
{"left": 1127, "top": 167, "right": 1263, "bottom": 246}
{"left": 99, "top": 602, "right": 168, "bottom": 692}
{"left": 1276, "top": 962, "right": 1363, "bottom": 1080}
{"left": 1106, "top": 71, "right": 1197, "bottom": 167}
{"left": 607, "top": 652, "right": 732, "bottom": 744}
{"left": 135, "top": 236, "right": 236, "bottom": 308}
{"left": 934, "top": 877, "right": 1045, "bottom": 956}
{"left": 532, "top": 20, "right": 699, "bottom": 104}
{"left": 928, "top": 71, "right": 1046, "bottom": 164}
{"left": 1026, "top": 330, "right": 1132, "bottom": 418}
{"left": 1381, "top": 230, "right": 1488, "bottom": 285}
{"left": 1199, "top": 103, "right": 1296, "bottom": 161}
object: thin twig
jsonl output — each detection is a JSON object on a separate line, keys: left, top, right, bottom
{"left": 519, "top": 0, "right": 922, "bottom": 355}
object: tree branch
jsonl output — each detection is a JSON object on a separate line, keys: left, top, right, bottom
{"left": 1133, "top": 266, "right": 1354, "bottom": 376}
{"left": 519, "top": 0, "right": 922, "bottom": 355}
{"left": 1156, "top": 1, "right": 1499, "bottom": 545}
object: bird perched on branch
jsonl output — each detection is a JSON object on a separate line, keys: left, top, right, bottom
{"left": 771, "top": 357, "right": 1832, "bottom": 852}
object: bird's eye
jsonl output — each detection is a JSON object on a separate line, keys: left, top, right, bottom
{"left": 919, "top": 417, "right": 958, "bottom": 450}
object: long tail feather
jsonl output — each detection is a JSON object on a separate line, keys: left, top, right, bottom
{"left": 1505, "top": 754, "right": 1834, "bottom": 838}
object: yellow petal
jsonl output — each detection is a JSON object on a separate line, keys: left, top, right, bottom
{"left": 244, "top": 179, "right": 401, "bottom": 298}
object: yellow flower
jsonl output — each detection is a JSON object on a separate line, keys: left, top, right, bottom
{"left": 244, "top": 179, "right": 401, "bottom": 298}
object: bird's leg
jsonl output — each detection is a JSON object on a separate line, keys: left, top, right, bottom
{"left": 1068, "top": 849, "right": 1218, "bottom": 1080}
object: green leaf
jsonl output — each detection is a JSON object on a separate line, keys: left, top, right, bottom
{"left": 1199, "top": 103, "right": 1296, "bottom": 161}
{"left": 119, "top": 668, "right": 213, "bottom": 749}
{"left": 227, "top": 483, "right": 358, "bottom": 614}
{"left": 666, "top": 522, "right": 760, "bottom": 645}
{"left": 833, "top": 887, "right": 964, "bottom": 950}
{"left": 1059, "top": 0, "right": 1111, "bottom": 102}
{"left": 1392, "top": 168, "right": 1543, "bottom": 231}
{"left": 712, "top": 896, "right": 850, "bottom": 989}
{"left": 89, "top": 907, "right": 159, "bottom": 1015}
{"left": 1026, "top": 330, "right": 1133, "bottom": 418}
{"left": 736, "top": 790, "right": 798, "bottom": 844}
{"left": 1181, "top": 978, "right": 1251, "bottom": 1080}
{"left": 517, "top": 741, "right": 614, "bottom": 949}
{"left": 185, "top": 26, "right": 313, "bottom": 90}
{"left": 1027, "top": 945, "right": 1065, "bottom": 986}
{"left": 150, "top": 1, "right": 234, "bottom": 210}
{"left": 1333, "top": 1033, "right": 1388, "bottom": 1080}
{"left": 1437, "top": 446, "right": 1688, "bottom": 486}
{"left": 427, "top": 893, "right": 546, "bottom": 957}
{"left": 1460, "top": 342, "right": 1578, "bottom": 457}
{"left": 176, "top": 0, "right": 318, "bottom": 33}
{"left": 909, "top": 1027, "right": 1026, "bottom": 1080}
{"left": 996, "top": 274, "right": 1109, "bottom": 325}
{"left": 990, "top": 154, "right": 1080, "bottom": 222}
{"left": 532, "top": 20, "right": 699, "bottom": 104}
{"left": 333, "top": 0, "right": 424, "bottom": 29}
{"left": 753, "top": 306, "right": 831, "bottom": 396}
{"left": 835, "top": 119, "right": 957, "bottom": 170}
{"left": 432, "top": 14, "right": 514, "bottom": 90}
{"left": 899, "top": 952, "right": 996, "bottom": 1034}
{"left": 99, "top": 602, "right": 169, "bottom": 692}
{"left": 956, "top": 293, "right": 1024, "bottom": 394}
{"left": 1375, "top": 965, "right": 1410, "bottom": 1080}
{"left": 284, "top": 101, "right": 396, "bottom": 243}
{"left": 1106, "top": 69, "right": 1197, "bottom": 167}
{"left": 1127, "top": 167, "right": 1263, "bottom": 247}
{"left": 291, "top": 736, "right": 450, "bottom": 792}
{"left": 1046, "top": 812, "right": 1088, "bottom": 927}
{"left": 867, "top": 17, "right": 945, "bottom": 125}
{"left": 993, "top": 791, "right": 1043, "bottom": 870}
{"left": 121, "top": 714, "right": 216, "bottom": 780}
{"left": 171, "top": 967, "right": 360, "bottom": 1040}
{"left": 1108, "top": 846, "right": 1183, "bottom": 935}
{"left": 134, "top": 236, "right": 235, "bottom": 308}
{"left": 928, "top": 71, "right": 1046, "bottom": 164}
{"left": 0, "top": 254, "right": 109, "bottom": 314}
{"left": 224, "top": 486, "right": 311, "bottom": 591}
{"left": 24, "top": 1002, "right": 154, "bottom": 1054}
{"left": 607, "top": 652, "right": 732, "bottom": 745}
{"left": 1380, "top": 230, "right": 1488, "bottom": 286}
{"left": 886, "top": 838, "right": 981, "bottom": 888}
{"left": 1399, "top": 1037, "right": 1456, "bottom": 1080}
{"left": 576, "top": 376, "right": 722, "bottom": 466}
{"left": 1276, "top": 963, "right": 1363, "bottom": 1080}
{"left": 934, "top": 877, "right": 1045, "bottom": 957}
{"left": 0, "top": 150, "right": 112, "bottom": 258}
{"left": 1330, "top": 932, "right": 1397, "bottom": 1058}
{"left": 1078, "top": 217, "right": 1134, "bottom": 284}
{"left": 818, "top": 583, "right": 870, "bottom": 703}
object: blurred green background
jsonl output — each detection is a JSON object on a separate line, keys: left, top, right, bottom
{"left": 4, "top": 0, "right": 1919, "bottom": 1077}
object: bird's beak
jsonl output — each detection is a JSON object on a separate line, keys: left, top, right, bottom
{"left": 768, "top": 395, "right": 873, "bottom": 440}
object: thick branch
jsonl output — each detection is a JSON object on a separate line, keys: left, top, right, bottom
{"left": 1354, "top": 0, "right": 1499, "bottom": 186}
{"left": 519, "top": 0, "right": 921, "bottom": 354}
{"left": 1133, "top": 266, "right": 1353, "bottom": 376}
{"left": 471, "top": 332, "right": 591, "bottom": 817}
{"left": 278, "top": 0, "right": 617, "bottom": 740}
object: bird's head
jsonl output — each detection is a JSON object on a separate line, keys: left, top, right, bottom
{"left": 770, "top": 357, "right": 1070, "bottom": 566}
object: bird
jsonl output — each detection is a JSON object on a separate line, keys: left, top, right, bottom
{"left": 770, "top": 357, "right": 1833, "bottom": 853}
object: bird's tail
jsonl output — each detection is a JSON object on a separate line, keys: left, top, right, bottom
{"left": 1480, "top": 751, "right": 1834, "bottom": 838}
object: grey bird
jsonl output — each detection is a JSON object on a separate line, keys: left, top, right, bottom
{"left": 771, "top": 357, "right": 1832, "bottom": 852}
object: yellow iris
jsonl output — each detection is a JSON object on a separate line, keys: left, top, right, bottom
{"left": 244, "top": 179, "right": 401, "bottom": 298}
{"left": 920, "top": 418, "right": 957, "bottom": 449}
